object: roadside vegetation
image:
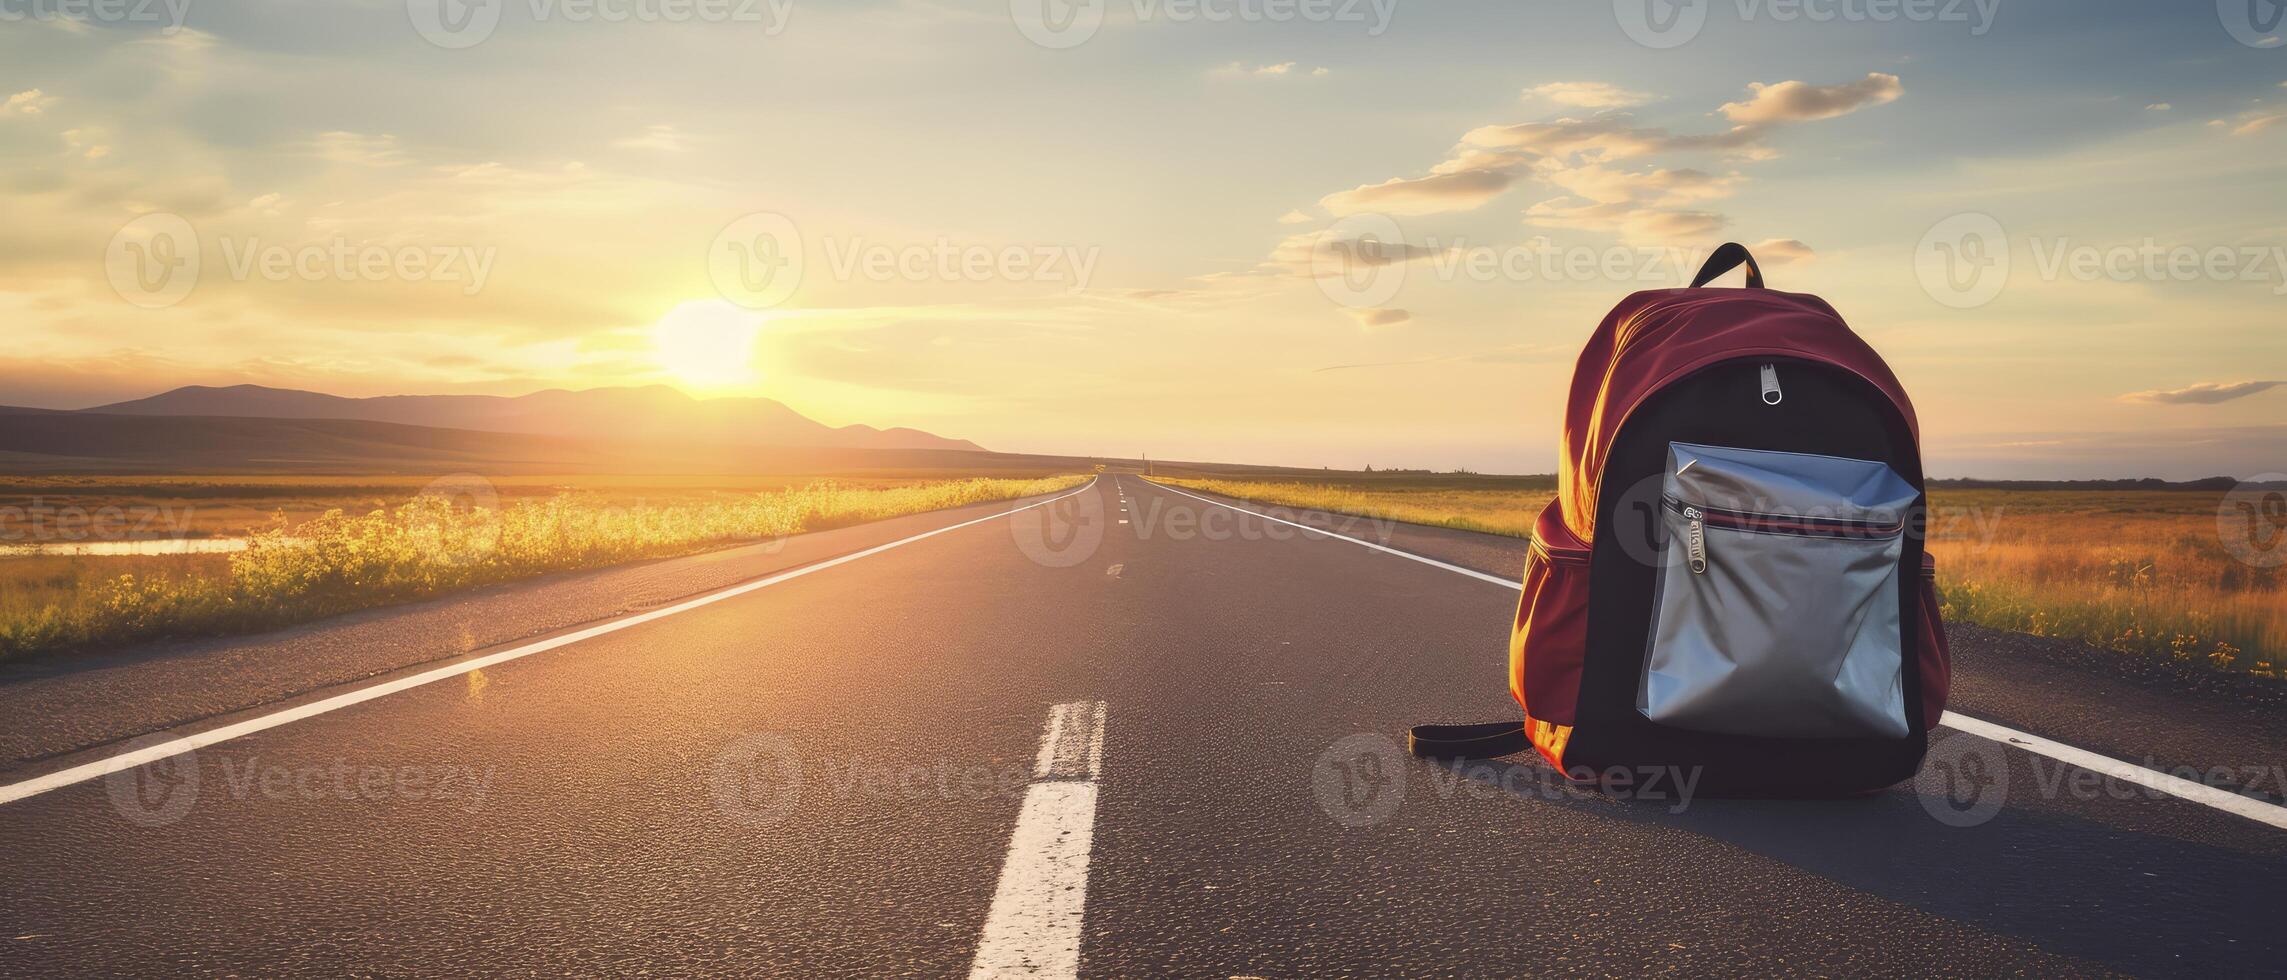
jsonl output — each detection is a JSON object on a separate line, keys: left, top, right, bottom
{"left": 1156, "top": 477, "right": 2281, "bottom": 680}
{"left": 0, "top": 475, "right": 1085, "bottom": 660}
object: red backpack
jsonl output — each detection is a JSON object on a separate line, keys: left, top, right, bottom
{"left": 1413, "top": 243, "right": 1949, "bottom": 796}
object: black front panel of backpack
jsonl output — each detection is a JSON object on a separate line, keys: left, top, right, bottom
{"left": 1570, "top": 357, "right": 1929, "bottom": 795}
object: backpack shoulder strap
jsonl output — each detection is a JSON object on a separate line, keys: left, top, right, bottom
{"left": 1690, "top": 241, "right": 1765, "bottom": 288}
{"left": 1405, "top": 721, "right": 1527, "bottom": 759}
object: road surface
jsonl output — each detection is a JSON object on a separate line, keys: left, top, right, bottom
{"left": 3, "top": 475, "right": 2284, "bottom": 976}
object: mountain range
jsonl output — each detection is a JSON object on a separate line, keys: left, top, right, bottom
{"left": 78, "top": 384, "right": 983, "bottom": 453}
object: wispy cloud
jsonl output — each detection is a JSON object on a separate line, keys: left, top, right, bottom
{"left": 2229, "top": 113, "right": 2286, "bottom": 137}
{"left": 1523, "top": 81, "right": 1652, "bottom": 108}
{"left": 1214, "top": 61, "right": 1327, "bottom": 78}
{"left": 2121, "top": 380, "right": 2286, "bottom": 405}
{"left": 1346, "top": 307, "right": 1411, "bottom": 328}
{"left": 306, "top": 131, "right": 408, "bottom": 167}
{"left": 2, "top": 89, "right": 55, "bottom": 116}
{"left": 1749, "top": 238, "right": 1815, "bottom": 264}
{"left": 613, "top": 124, "right": 691, "bottom": 152}
{"left": 1312, "top": 73, "right": 1902, "bottom": 241}
{"left": 1718, "top": 72, "right": 1903, "bottom": 124}
{"left": 1320, "top": 168, "right": 1517, "bottom": 216}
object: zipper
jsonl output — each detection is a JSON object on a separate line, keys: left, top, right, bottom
{"left": 1759, "top": 363, "right": 1782, "bottom": 405}
{"left": 1683, "top": 506, "right": 1708, "bottom": 574}
{"left": 1665, "top": 495, "right": 1904, "bottom": 547}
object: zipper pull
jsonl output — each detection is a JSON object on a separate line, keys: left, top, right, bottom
{"left": 1684, "top": 506, "right": 1708, "bottom": 574}
{"left": 1759, "top": 363, "right": 1782, "bottom": 405}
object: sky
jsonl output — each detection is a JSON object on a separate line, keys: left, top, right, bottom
{"left": 1, "top": 0, "right": 2283, "bottom": 479}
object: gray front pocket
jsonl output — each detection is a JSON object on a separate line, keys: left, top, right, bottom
{"left": 1639, "top": 442, "right": 1918, "bottom": 739}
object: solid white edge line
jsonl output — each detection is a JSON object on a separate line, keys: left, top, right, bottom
{"left": 970, "top": 700, "right": 1107, "bottom": 979}
{"left": 1138, "top": 478, "right": 2287, "bottom": 832}
{"left": 1939, "top": 711, "right": 2287, "bottom": 831}
{"left": 1146, "top": 480, "right": 1517, "bottom": 588}
{"left": 0, "top": 478, "right": 1100, "bottom": 808}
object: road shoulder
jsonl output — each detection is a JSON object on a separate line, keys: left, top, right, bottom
{"left": 0, "top": 488, "right": 1083, "bottom": 772}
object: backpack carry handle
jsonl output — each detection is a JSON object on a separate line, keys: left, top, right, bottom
{"left": 1689, "top": 241, "right": 1764, "bottom": 289}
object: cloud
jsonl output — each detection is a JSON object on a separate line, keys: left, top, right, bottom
{"left": 2120, "top": 380, "right": 2287, "bottom": 405}
{"left": 1214, "top": 62, "right": 1326, "bottom": 78}
{"left": 1523, "top": 199, "right": 1727, "bottom": 239}
{"left": 612, "top": 124, "right": 690, "bottom": 152}
{"left": 1261, "top": 229, "right": 1453, "bottom": 279}
{"left": 2147, "top": 103, "right": 2172, "bottom": 111}
{"left": 1748, "top": 238, "right": 1815, "bottom": 264}
{"left": 1524, "top": 82, "right": 1653, "bottom": 109}
{"left": 1542, "top": 165, "right": 1738, "bottom": 206}
{"left": 2, "top": 89, "right": 56, "bottom": 116}
{"left": 1303, "top": 72, "right": 1902, "bottom": 240}
{"left": 2230, "top": 113, "right": 2286, "bottom": 136}
{"left": 1522, "top": 166, "right": 1742, "bottom": 241}
{"left": 1319, "top": 168, "right": 1517, "bottom": 216}
{"left": 61, "top": 128, "right": 110, "bottom": 160}
{"left": 1347, "top": 307, "right": 1411, "bottom": 328}
{"left": 306, "top": 131, "right": 407, "bottom": 167}
{"left": 1718, "top": 72, "right": 1903, "bottom": 124}
{"left": 1277, "top": 209, "right": 1315, "bottom": 224}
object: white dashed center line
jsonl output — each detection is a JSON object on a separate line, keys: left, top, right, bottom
{"left": 970, "top": 700, "right": 1107, "bottom": 979}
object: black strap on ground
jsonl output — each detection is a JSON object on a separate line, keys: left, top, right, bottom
{"left": 1405, "top": 721, "right": 1528, "bottom": 759}
{"left": 1689, "top": 241, "right": 1764, "bottom": 288}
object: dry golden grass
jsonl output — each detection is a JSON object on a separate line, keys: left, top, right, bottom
{"left": 0, "top": 475, "right": 1085, "bottom": 660}
{"left": 1158, "top": 478, "right": 2282, "bottom": 679}
{"left": 1159, "top": 478, "right": 1550, "bottom": 538}
{"left": 0, "top": 472, "right": 1057, "bottom": 540}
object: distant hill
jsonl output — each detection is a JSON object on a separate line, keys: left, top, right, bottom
{"left": 0, "top": 407, "right": 1070, "bottom": 476}
{"left": 81, "top": 384, "right": 984, "bottom": 454}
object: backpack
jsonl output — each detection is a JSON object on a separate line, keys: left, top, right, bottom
{"left": 1410, "top": 242, "right": 1950, "bottom": 797}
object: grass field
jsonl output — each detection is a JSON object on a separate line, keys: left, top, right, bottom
{"left": 0, "top": 471, "right": 1077, "bottom": 542}
{"left": 1157, "top": 476, "right": 2282, "bottom": 680}
{"left": 0, "top": 474, "right": 1086, "bottom": 661}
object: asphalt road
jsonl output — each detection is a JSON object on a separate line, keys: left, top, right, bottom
{"left": 3, "top": 474, "right": 2284, "bottom": 977}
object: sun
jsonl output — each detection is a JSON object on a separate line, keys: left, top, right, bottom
{"left": 651, "top": 300, "right": 766, "bottom": 393}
